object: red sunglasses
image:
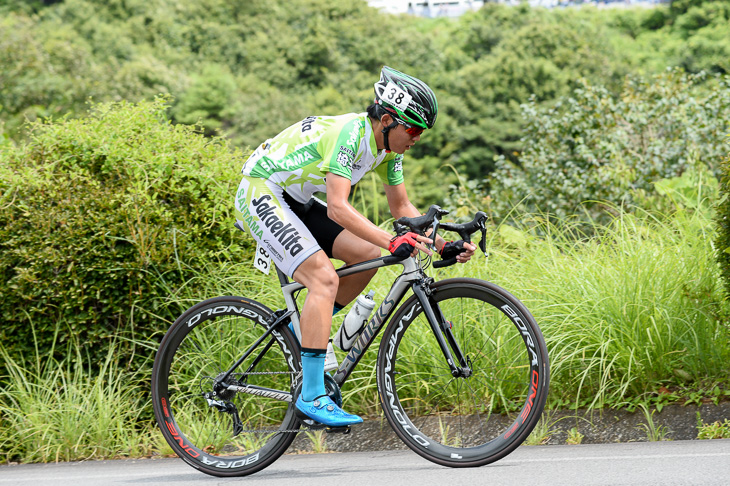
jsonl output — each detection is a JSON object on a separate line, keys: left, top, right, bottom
{"left": 405, "top": 125, "right": 424, "bottom": 137}
{"left": 394, "top": 118, "right": 424, "bottom": 137}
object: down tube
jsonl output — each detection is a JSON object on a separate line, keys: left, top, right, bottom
{"left": 332, "top": 274, "right": 413, "bottom": 386}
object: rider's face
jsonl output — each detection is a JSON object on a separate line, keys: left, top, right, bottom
{"left": 385, "top": 116, "right": 423, "bottom": 154}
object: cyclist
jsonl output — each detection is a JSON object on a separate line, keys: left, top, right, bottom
{"left": 234, "top": 66, "right": 476, "bottom": 427}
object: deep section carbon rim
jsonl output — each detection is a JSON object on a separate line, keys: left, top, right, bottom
{"left": 377, "top": 278, "right": 549, "bottom": 467}
{"left": 151, "top": 297, "right": 301, "bottom": 477}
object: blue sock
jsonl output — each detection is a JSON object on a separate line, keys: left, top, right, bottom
{"left": 301, "top": 348, "right": 326, "bottom": 401}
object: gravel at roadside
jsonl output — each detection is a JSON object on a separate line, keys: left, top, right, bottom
{"left": 288, "top": 402, "right": 730, "bottom": 454}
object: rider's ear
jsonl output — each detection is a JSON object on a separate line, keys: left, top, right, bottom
{"left": 380, "top": 113, "right": 392, "bottom": 126}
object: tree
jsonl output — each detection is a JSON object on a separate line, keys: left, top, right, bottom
{"left": 485, "top": 69, "right": 730, "bottom": 222}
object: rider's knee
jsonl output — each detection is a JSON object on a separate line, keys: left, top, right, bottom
{"left": 315, "top": 265, "right": 339, "bottom": 299}
{"left": 362, "top": 242, "right": 381, "bottom": 261}
{"left": 299, "top": 253, "right": 339, "bottom": 295}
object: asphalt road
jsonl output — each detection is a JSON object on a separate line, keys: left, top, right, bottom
{"left": 1, "top": 439, "right": 729, "bottom": 486}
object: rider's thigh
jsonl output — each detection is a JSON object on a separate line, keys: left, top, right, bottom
{"left": 235, "top": 176, "right": 322, "bottom": 278}
{"left": 331, "top": 229, "right": 381, "bottom": 264}
{"left": 292, "top": 250, "right": 339, "bottom": 299}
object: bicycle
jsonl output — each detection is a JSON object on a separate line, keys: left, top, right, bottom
{"left": 151, "top": 205, "right": 549, "bottom": 477}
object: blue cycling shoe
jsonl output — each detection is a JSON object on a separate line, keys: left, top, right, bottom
{"left": 295, "top": 395, "right": 363, "bottom": 427}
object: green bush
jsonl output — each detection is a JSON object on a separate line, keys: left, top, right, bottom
{"left": 3, "top": 0, "right": 730, "bottom": 211}
{"left": 483, "top": 69, "right": 730, "bottom": 223}
{"left": 715, "top": 134, "right": 730, "bottom": 296}
{"left": 0, "top": 97, "right": 249, "bottom": 367}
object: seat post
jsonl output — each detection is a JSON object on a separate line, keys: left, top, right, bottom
{"left": 275, "top": 265, "right": 290, "bottom": 286}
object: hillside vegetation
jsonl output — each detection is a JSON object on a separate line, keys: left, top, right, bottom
{"left": 1, "top": 0, "right": 730, "bottom": 464}
{"left": 2, "top": 0, "right": 730, "bottom": 210}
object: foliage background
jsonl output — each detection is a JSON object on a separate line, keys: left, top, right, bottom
{"left": 1, "top": 0, "right": 730, "bottom": 463}
{"left": 0, "top": 98, "right": 245, "bottom": 366}
{"left": 486, "top": 69, "right": 730, "bottom": 223}
{"left": 2, "top": 0, "right": 730, "bottom": 213}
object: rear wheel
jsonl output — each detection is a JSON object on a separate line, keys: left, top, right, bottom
{"left": 377, "top": 278, "right": 549, "bottom": 467}
{"left": 151, "top": 296, "right": 301, "bottom": 477}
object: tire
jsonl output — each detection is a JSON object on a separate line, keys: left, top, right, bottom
{"left": 151, "top": 296, "right": 301, "bottom": 477}
{"left": 376, "top": 278, "right": 549, "bottom": 467}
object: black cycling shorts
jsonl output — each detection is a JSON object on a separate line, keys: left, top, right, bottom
{"left": 282, "top": 191, "right": 345, "bottom": 259}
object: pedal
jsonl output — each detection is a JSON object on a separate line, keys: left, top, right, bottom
{"left": 295, "top": 411, "right": 353, "bottom": 434}
{"left": 298, "top": 417, "right": 327, "bottom": 430}
{"left": 295, "top": 410, "right": 326, "bottom": 429}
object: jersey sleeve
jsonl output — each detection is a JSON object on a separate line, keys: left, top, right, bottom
{"left": 318, "top": 118, "right": 364, "bottom": 181}
{"left": 374, "top": 153, "right": 405, "bottom": 186}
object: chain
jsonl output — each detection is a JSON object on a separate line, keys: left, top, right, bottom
{"left": 235, "top": 426, "right": 343, "bottom": 434}
{"left": 236, "top": 370, "right": 297, "bottom": 376}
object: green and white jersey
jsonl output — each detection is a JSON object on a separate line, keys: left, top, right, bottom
{"left": 241, "top": 113, "right": 404, "bottom": 203}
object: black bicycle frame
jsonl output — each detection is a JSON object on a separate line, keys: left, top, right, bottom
{"left": 280, "top": 255, "right": 470, "bottom": 387}
{"left": 217, "top": 254, "right": 471, "bottom": 399}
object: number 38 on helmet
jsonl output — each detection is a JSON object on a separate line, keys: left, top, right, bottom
{"left": 372, "top": 66, "right": 439, "bottom": 131}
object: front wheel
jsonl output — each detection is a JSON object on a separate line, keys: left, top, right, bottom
{"left": 151, "top": 296, "right": 301, "bottom": 477}
{"left": 376, "top": 278, "right": 549, "bottom": 467}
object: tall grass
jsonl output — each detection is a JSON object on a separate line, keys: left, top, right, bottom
{"left": 447, "top": 203, "right": 730, "bottom": 410}
{"left": 3, "top": 191, "right": 728, "bottom": 464}
{"left": 0, "top": 325, "right": 155, "bottom": 463}
{"left": 161, "top": 195, "right": 730, "bottom": 413}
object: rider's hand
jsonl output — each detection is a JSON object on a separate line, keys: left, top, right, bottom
{"left": 389, "top": 232, "right": 432, "bottom": 258}
{"left": 439, "top": 240, "right": 477, "bottom": 264}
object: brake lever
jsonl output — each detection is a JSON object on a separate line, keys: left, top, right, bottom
{"left": 476, "top": 212, "right": 488, "bottom": 256}
{"left": 393, "top": 221, "right": 408, "bottom": 236}
{"left": 430, "top": 216, "right": 440, "bottom": 252}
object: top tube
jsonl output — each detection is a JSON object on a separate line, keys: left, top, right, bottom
{"left": 275, "top": 254, "right": 418, "bottom": 291}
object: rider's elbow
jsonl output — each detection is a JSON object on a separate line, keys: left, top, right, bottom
{"left": 326, "top": 202, "right": 347, "bottom": 225}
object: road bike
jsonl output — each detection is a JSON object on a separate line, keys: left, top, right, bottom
{"left": 151, "top": 205, "right": 549, "bottom": 477}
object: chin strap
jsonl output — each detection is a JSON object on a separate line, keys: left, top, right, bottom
{"left": 381, "top": 119, "right": 399, "bottom": 153}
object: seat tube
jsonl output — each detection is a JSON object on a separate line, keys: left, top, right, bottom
{"left": 277, "top": 266, "right": 304, "bottom": 343}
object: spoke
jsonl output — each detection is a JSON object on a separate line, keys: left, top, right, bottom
{"left": 176, "top": 391, "right": 204, "bottom": 402}
{"left": 396, "top": 357, "right": 453, "bottom": 374}
{"left": 455, "top": 298, "right": 481, "bottom": 355}
{"left": 197, "top": 405, "right": 218, "bottom": 451}
{"left": 463, "top": 376, "right": 490, "bottom": 443}
{"left": 401, "top": 323, "right": 456, "bottom": 368}
{"left": 393, "top": 290, "right": 536, "bottom": 443}
{"left": 469, "top": 320, "right": 509, "bottom": 368}
{"left": 217, "top": 318, "right": 232, "bottom": 378}
{"left": 456, "top": 377, "right": 464, "bottom": 444}
{"left": 154, "top": 300, "right": 308, "bottom": 473}
{"left": 412, "top": 380, "right": 454, "bottom": 431}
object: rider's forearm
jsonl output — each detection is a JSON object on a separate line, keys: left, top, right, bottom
{"left": 389, "top": 199, "right": 420, "bottom": 221}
